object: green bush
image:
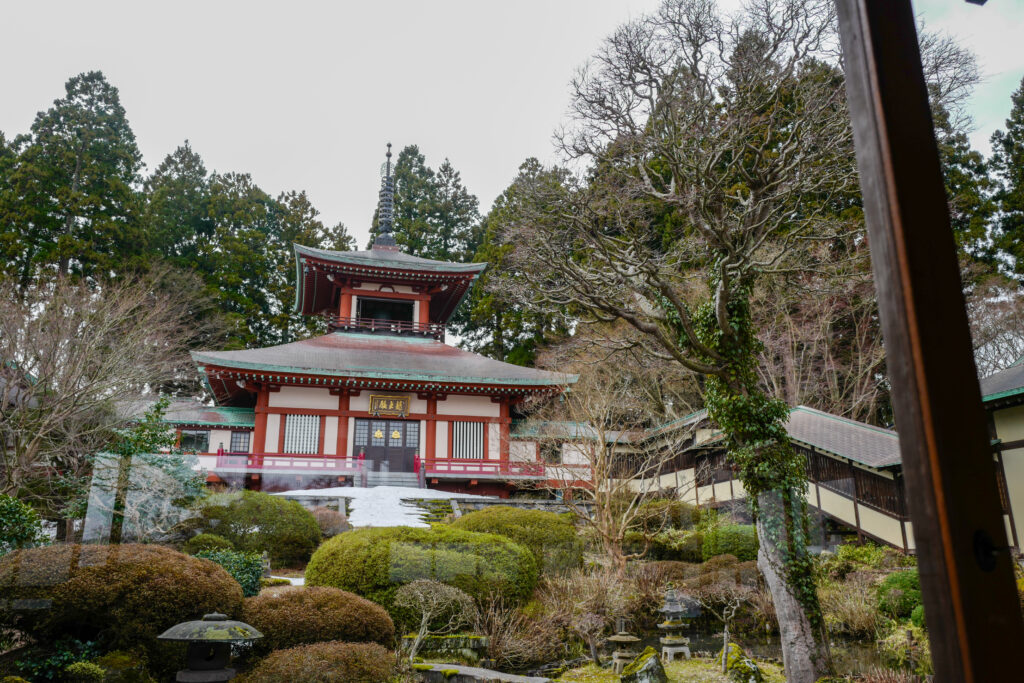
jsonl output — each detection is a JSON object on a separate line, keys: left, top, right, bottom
{"left": 450, "top": 506, "right": 582, "bottom": 573}
{"left": 0, "top": 544, "right": 243, "bottom": 676}
{"left": 240, "top": 641, "right": 393, "bottom": 683}
{"left": 260, "top": 577, "right": 292, "bottom": 588}
{"left": 702, "top": 524, "right": 759, "bottom": 562}
{"left": 64, "top": 662, "right": 105, "bottom": 683}
{"left": 626, "top": 528, "right": 704, "bottom": 562}
{"left": 195, "top": 491, "right": 321, "bottom": 566}
{"left": 877, "top": 569, "right": 921, "bottom": 619}
{"left": 910, "top": 604, "right": 926, "bottom": 629}
{"left": 182, "top": 533, "right": 234, "bottom": 554}
{"left": 92, "top": 650, "right": 155, "bottom": 683}
{"left": 194, "top": 549, "right": 263, "bottom": 597}
{"left": 15, "top": 638, "right": 99, "bottom": 681}
{"left": 306, "top": 525, "right": 538, "bottom": 615}
{"left": 634, "top": 499, "right": 700, "bottom": 532}
{"left": 243, "top": 586, "right": 394, "bottom": 656}
{"left": 0, "top": 494, "right": 46, "bottom": 557}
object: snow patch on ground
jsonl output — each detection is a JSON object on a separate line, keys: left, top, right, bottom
{"left": 272, "top": 486, "right": 496, "bottom": 528}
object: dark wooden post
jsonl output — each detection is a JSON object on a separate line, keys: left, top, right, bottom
{"left": 835, "top": 0, "right": 1024, "bottom": 680}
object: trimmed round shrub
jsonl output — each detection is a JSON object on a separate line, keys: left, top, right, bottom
{"left": 0, "top": 494, "right": 45, "bottom": 556}
{"left": 0, "top": 544, "right": 243, "bottom": 674}
{"left": 450, "top": 506, "right": 582, "bottom": 573}
{"left": 306, "top": 525, "right": 538, "bottom": 615}
{"left": 243, "top": 586, "right": 394, "bottom": 655}
{"left": 702, "top": 524, "right": 759, "bottom": 562}
{"left": 877, "top": 569, "right": 921, "bottom": 619}
{"left": 194, "top": 549, "right": 263, "bottom": 597}
{"left": 241, "top": 641, "right": 393, "bottom": 683}
{"left": 182, "top": 533, "right": 234, "bottom": 554}
{"left": 64, "top": 662, "right": 106, "bottom": 683}
{"left": 312, "top": 507, "right": 349, "bottom": 537}
{"left": 196, "top": 491, "right": 321, "bottom": 566}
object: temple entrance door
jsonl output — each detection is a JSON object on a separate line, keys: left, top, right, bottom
{"left": 357, "top": 418, "right": 419, "bottom": 473}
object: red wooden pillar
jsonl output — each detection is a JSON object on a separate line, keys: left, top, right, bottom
{"left": 337, "top": 392, "right": 350, "bottom": 459}
{"left": 253, "top": 386, "right": 268, "bottom": 466}
{"left": 500, "top": 398, "right": 511, "bottom": 469}
{"left": 425, "top": 395, "right": 437, "bottom": 463}
{"left": 417, "top": 295, "right": 430, "bottom": 325}
{"left": 339, "top": 287, "right": 353, "bottom": 320}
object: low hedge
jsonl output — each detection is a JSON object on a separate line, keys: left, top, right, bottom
{"left": 0, "top": 544, "right": 243, "bottom": 675}
{"left": 306, "top": 525, "right": 538, "bottom": 615}
{"left": 195, "top": 491, "right": 321, "bottom": 566}
{"left": 242, "top": 586, "right": 394, "bottom": 655}
{"left": 240, "top": 641, "right": 393, "bottom": 683}
{"left": 702, "top": 524, "right": 759, "bottom": 562}
{"left": 182, "top": 533, "right": 234, "bottom": 555}
{"left": 877, "top": 569, "right": 921, "bottom": 619}
{"left": 449, "top": 506, "right": 583, "bottom": 573}
{"left": 634, "top": 499, "right": 700, "bottom": 532}
{"left": 194, "top": 549, "right": 263, "bottom": 597}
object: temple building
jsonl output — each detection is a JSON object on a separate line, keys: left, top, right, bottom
{"left": 166, "top": 145, "right": 574, "bottom": 496}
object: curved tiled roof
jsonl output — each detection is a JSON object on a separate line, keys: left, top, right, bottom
{"left": 980, "top": 358, "right": 1024, "bottom": 404}
{"left": 786, "top": 406, "right": 902, "bottom": 468}
{"left": 294, "top": 244, "right": 487, "bottom": 274}
{"left": 193, "top": 332, "right": 575, "bottom": 387}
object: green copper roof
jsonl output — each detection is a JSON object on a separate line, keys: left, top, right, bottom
{"left": 193, "top": 332, "right": 576, "bottom": 388}
{"left": 295, "top": 243, "right": 487, "bottom": 274}
{"left": 980, "top": 357, "right": 1024, "bottom": 404}
{"left": 161, "top": 401, "right": 256, "bottom": 427}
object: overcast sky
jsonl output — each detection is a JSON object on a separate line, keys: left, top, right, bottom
{"left": 1, "top": 0, "right": 1022, "bottom": 248}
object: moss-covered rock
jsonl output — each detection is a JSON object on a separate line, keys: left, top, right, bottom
{"left": 717, "top": 642, "right": 764, "bottom": 683}
{"left": 621, "top": 646, "right": 668, "bottom": 683}
{"left": 92, "top": 650, "right": 155, "bottom": 683}
{"left": 64, "top": 662, "right": 106, "bottom": 683}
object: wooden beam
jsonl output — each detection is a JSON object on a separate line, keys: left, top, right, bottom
{"left": 836, "top": 1, "right": 1024, "bottom": 679}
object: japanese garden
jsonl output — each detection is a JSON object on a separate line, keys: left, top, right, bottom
{"left": 2, "top": 1, "right": 1024, "bottom": 682}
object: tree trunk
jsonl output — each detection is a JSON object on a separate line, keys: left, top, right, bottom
{"left": 755, "top": 497, "right": 831, "bottom": 683}
{"left": 721, "top": 622, "right": 730, "bottom": 673}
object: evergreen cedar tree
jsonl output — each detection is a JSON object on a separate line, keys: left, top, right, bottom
{"left": 990, "top": 76, "right": 1024, "bottom": 282}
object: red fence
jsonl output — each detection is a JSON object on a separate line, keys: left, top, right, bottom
{"left": 325, "top": 315, "right": 445, "bottom": 340}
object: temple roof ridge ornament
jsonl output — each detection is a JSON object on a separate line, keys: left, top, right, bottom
{"left": 373, "top": 142, "right": 399, "bottom": 251}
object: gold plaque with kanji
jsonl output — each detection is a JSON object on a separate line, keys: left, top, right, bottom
{"left": 370, "top": 395, "right": 410, "bottom": 417}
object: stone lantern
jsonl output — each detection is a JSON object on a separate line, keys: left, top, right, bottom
{"left": 607, "top": 616, "right": 642, "bottom": 674}
{"left": 657, "top": 585, "right": 701, "bottom": 662}
{"left": 157, "top": 612, "right": 263, "bottom": 682}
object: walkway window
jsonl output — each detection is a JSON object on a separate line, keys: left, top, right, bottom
{"left": 452, "top": 421, "right": 484, "bottom": 459}
{"left": 229, "top": 431, "right": 250, "bottom": 453}
{"left": 180, "top": 429, "right": 209, "bottom": 453}
{"left": 284, "top": 414, "right": 320, "bottom": 454}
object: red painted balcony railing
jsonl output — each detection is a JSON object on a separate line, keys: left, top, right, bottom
{"left": 424, "top": 458, "right": 549, "bottom": 478}
{"left": 215, "top": 453, "right": 365, "bottom": 475}
{"left": 326, "top": 315, "right": 445, "bottom": 340}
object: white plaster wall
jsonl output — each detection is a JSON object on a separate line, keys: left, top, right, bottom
{"left": 713, "top": 481, "right": 733, "bottom": 502}
{"left": 269, "top": 386, "right": 336, "bottom": 410}
{"left": 510, "top": 441, "right": 536, "bottom": 462}
{"left": 858, "top": 506, "right": 905, "bottom": 548}
{"left": 437, "top": 421, "right": 449, "bottom": 459}
{"left": 265, "top": 414, "right": 281, "bottom": 453}
{"left": 488, "top": 423, "right": 500, "bottom": 459}
{"left": 817, "top": 488, "right": 857, "bottom": 527}
{"left": 904, "top": 521, "right": 915, "bottom": 551}
{"left": 351, "top": 393, "right": 370, "bottom": 412}
{"left": 995, "top": 404, "right": 1024, "bottom": 442}
{"left": 697, "top": 484, "right": 716, "bottom": 503}
{"left": 1002, "top": 446, "right": 1024, "bottom": 546}
{"left": 561, "top": 443, "right": 590, "bottom": 465}
{"left": 323, "top": 417, "right": 338, "bottom": 455}
{"left": 346, "top": 417, "right": 356, "bottom": 459}
{"left": 209, "top": 429, "right": 233, "bottom": 453}
{"left": 437, "top": 395, "right": 499, "bottom": 417}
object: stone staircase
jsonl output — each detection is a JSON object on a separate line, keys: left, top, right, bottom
{"left": 364, "top": 471, "right": 421, "bottom": 487}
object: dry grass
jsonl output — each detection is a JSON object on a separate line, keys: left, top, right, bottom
{"left": 818, "top": 572, "right": 880, "bottom": 637}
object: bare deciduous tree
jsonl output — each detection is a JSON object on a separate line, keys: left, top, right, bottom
{"left": 521, "top": 362, "right": 700, "bottom": 575}
{"left": 0, "top": 273, "right": 195, "bottom": 531}
{"left": 966, "top": 272, "right": 1024, "bottom": 377}
{"left": 394, "top": 579, "right": 477, "bottom": 663}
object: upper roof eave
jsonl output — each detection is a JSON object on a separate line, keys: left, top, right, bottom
{"left": 294, "top": 243, "right": 487, "bottom": 275}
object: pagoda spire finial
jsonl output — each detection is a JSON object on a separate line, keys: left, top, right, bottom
{"left": 373, "top": 142, "right": 399, "bottom": 250}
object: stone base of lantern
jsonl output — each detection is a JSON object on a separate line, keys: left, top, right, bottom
{"left": 612, "top": 649, "right": 639, "bottom": 673}
{"left": 660, "top": 644, "right": 691, "bottom": 661}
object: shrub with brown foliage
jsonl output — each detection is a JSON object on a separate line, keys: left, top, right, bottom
{"left": 240, "top": 641, "right": 393, "bottom": 683}
{"left": 312, "top": 507, "right": 349, "bottom": 538}
{"left": 242, "top": 587, "right": 394, "bottom": 656}
{"left": 0, "top": 544, "right": 242, "bottom": 673}
{"left": 474, "top": 597, "right": 568, "bottom": 669}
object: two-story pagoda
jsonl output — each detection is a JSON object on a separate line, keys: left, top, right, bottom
{"left": 168, "top": 146, "right": 574, "bottom": 496}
